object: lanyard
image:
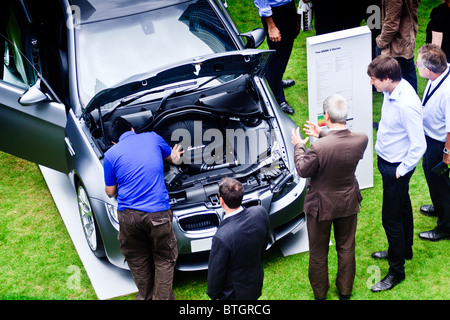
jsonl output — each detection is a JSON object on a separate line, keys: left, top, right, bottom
{"left": 422, "top": 68, "right": 450, "bottom": 106}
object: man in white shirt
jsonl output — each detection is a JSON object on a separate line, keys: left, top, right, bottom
{"left": 367, "top": 55, "right": 426, "bottom": 292}
{"left": 416, "top": 44, "right": 450, "bottom": 242}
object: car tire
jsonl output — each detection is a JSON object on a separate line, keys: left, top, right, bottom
{"left": 76, "top": 182, "right": 106, "bottom": 258}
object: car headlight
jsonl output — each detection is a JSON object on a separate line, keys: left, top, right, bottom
{"left": 105, "top": 203, "right": 119, "bottom": 224}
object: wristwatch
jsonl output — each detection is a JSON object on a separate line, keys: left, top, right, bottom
{"left": 444, "top": 148, "right": 450, "bottom": 155}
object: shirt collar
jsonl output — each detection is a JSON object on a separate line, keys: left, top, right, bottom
{"left": 386, "top": 78, "right": 406, "bottom": 101}
{"left": 118, "top": 130, "right": 135, "bottom": 142}
{"left": 431, "top": 66, "right": 450, "bottom": 84}
{"left": 223, "top": 206, "right": 244, "bottom": 220}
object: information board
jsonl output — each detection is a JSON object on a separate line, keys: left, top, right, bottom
{"left": 306, "top": 26, "right": 373, "bottom": 189}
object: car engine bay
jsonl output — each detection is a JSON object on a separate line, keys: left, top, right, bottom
{"left": 86, "top": 75, "right": 295, "bottom": 208}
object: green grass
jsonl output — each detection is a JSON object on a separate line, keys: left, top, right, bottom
{"left": 1, "top": 0, "right": 449, "bottom": 300}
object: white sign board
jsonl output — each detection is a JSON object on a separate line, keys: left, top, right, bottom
{"left": 306, "top": 26, "right": 373, "bottom": 189}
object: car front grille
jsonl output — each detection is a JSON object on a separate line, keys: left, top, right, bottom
{"left": 177, "top": 212, "right": 220, "bottom": 233}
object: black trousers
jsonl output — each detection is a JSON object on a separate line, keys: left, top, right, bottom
{"left": 377, "top": 156, "right": 415, "bottom": 276}
{"left": 423, "top": 135, "right": 450, "bottom": 234}
{"left": 261, "top": 0, "right": 297, "bottom": 104}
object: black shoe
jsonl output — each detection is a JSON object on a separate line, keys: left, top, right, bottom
{"left": 339, "top": 293, "right": 351, "bottom": 300}
{"left": 282, "top": 79, "right": 295, "bottom": 88}
{"left": 371, "top": 250, "right": 412, "bottom": 260}
{"left": 371, "top": 251, "right": 389, "bottom": 259}
{"left": 373, "top": 122, "right": 379, "bottom": 130}
{"left": 280, "top": 101, "right": 294, "bottom": 115}
{"left": 420, "top": 204, "right": 437, "bottom": 217}
{"left": 419, "top": 228, "right": 450, "bottom": 242}
{"left": 371, "top": 273, "right": 405, "bottom": 292}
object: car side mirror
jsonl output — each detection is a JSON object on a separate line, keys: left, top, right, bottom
{"left": 240, "top": 28, "right": 266, "bottom": 49}
{"left": 19, "top": 79, "right": 50, "bottom": 106}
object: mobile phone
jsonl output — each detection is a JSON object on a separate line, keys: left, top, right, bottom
{"left": 431, "top": 161, "right": 449, "bottom": 176}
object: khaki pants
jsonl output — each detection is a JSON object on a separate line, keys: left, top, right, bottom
{"left": 118, "top": 209, "right": 178, "bottom": 300}
{"left": 307, "top": 213, "right": 357, "bottom": 299}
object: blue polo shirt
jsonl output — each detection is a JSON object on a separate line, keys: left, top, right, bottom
{"left": 103, "top": 131, "right": 172, "bottom": 212}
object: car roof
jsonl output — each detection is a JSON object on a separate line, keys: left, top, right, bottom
{"left": 68, "top": 0, "right": 193, "bottom": 24}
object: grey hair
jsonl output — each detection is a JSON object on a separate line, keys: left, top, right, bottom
{"left": 323, "top": 94, "right": 348, "bottom": 124}
{"left": 418, "top": 44, "right": 448, "bottom": 74}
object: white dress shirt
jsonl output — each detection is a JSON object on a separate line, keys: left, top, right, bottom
{"left": 223, "top": 206, "right": 244, "bottom": 220}
{"left": 375, "top": 79, "right": 427, "bottom": 176}
{"left": 253, "top": 0, "right": 292, "bottom": 17}
{"left": 422, "top": 66, "right": 450, "bottom": 142}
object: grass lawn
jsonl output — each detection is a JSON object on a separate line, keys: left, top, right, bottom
{"left": 1, "top": 0, "right": 449, "bottom": 300}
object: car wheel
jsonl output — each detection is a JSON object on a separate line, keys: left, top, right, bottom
{"left": 76, "top": 182, "right": 106, "bottom": 258}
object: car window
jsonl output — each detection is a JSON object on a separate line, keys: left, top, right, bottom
{"left": 0, "top": 5, "right": 38, "bottom": 89}
{"left": 75, "top": 0, "right": 238, "bottom": 107}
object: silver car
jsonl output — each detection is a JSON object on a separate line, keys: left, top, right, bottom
{"left": 0, "top": 0, "right": 307, "bottom": 270}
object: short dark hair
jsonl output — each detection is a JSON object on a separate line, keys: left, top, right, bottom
{"left": 110, "top": 116, "right": 132, "bottom": 142}
{"left": 218, "top": 177, "right": 244, "bottom": 209}
{"left": 367, "top": 55, "right": 402, "bottom": 82}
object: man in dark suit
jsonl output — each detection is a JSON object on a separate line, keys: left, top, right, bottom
{"left": 206, "top": 177, "right": 270, "bottom": 300}
{"left": 291, "top": 94, "right": 368, "bottom": 300}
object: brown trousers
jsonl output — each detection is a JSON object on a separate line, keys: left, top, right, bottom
{"left": 118, "top": 209, "right": 178, "bottom": 300}
{"left": 307, "top": 213, "right": 358, "bottom": 299}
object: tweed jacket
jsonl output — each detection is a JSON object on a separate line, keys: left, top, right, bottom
{"left": 376, "top": 0, "right": 420, "bottom": 59}
{"left": 294, "top": 129, "right": 369, "bottom": 221}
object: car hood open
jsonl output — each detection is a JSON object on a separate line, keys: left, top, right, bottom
{"left": 82, "top": 49, "right": 273, "bottom": 116}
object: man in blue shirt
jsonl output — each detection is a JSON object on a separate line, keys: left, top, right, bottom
{"left": 367, "top": 55, "right": 426, "bottom": 292}
{"left": 253, "top": 0, "right": 299, "bottom": 115}
{"left": 104, "top": 116, "right": 183, "bottom": 300}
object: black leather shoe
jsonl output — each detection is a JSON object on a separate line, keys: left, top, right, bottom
{"left": 371, "top": 250, "right": 412, "bottom": 260}
{"left": 282, "top": 79, "right": 295, "bottom": 88}
{"left": 339, "top": 293, "right": 351, "bottom": 300}
{"left": 280, "top": 101, "right": 294, "bottom": 115}
{"left": 371, "top": 251, "right": 389, "bottom": 259}
{"left": 419, "top": 228, "right": 450, "bottom": 241}
{"left": 420, "top": 204, "right": 437, "bottom": 217}
{"left": 371, "top": 273, "right": 405, "bottom": 292}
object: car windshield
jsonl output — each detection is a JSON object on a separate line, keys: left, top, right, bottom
{"left": 75, "top": 0, "right": 238, "bottom": 107}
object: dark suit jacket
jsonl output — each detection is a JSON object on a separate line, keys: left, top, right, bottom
{"left": 206, "top": 206, "right": 270, "bottom": 300}
{"left": 294, "top": 129, "right": 369, "bottom": 221}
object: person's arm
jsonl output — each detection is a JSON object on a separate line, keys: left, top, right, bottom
{"left": 376, "top": 0, "right": 403, "bottom": 49}
{"left": 103, "top": 154, "right": 118, "bottom": 197}
{"left": 444, "top": 133, "right": 450, "bottom": 165}
{"left": 396, "top": 103, "right": 426, "bottom": 178}
{"left": 291, "top": 127, "right": 320, "bottom": 178}
{"left": 164, "top": 144, "right": 184, "bottom": 164}
{"left": 431, "top": 31, "right": 444, "bottom": 48}
{"left": 105, "top": 185, "right": 118, "bottom": 198}
{"left": 263, "top": 16, "right": 281, "bottom": 42}
{"left": 206, "top": 237, "right": 229, "bottom": 300}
